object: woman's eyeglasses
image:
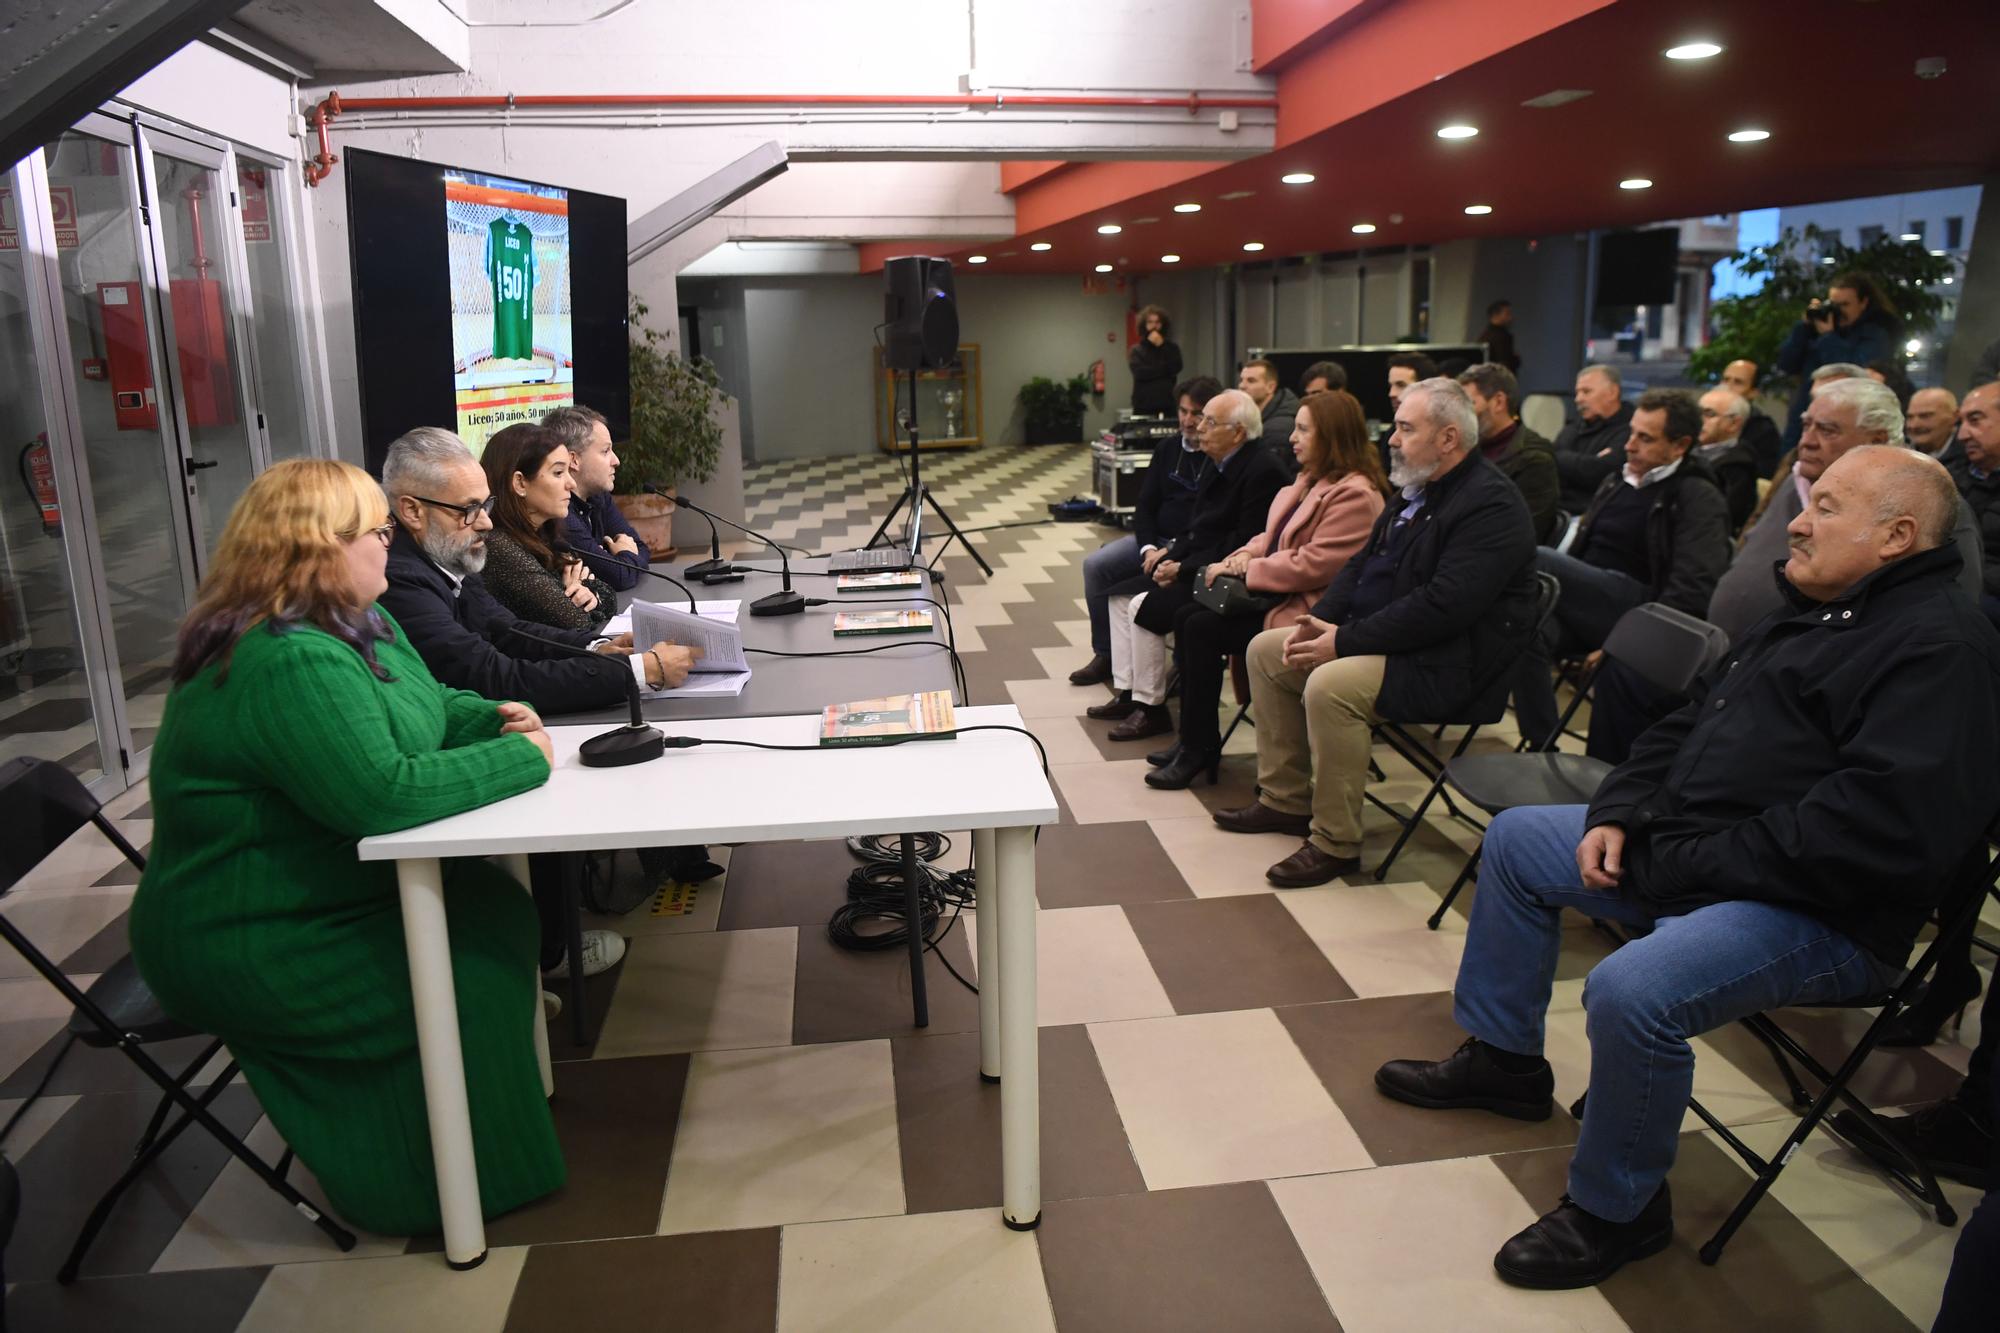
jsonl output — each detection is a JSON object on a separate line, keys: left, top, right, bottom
{"left": 350, "top": 521, "right": 396, "bottom": 547}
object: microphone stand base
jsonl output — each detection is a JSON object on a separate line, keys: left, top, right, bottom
{"left": 580, "top": 724, "right": 667, "bottom": 767}
{"left": 685, "top": 558, "right": 729, "bottom": 579}
{"left": 751, "top": 589, "right": 807, "bottom": 617}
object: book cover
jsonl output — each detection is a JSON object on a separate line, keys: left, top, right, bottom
{"left": 835, "top": 570, "right": 922, "bottom": 591}
{"left": 819, "top": 690, "right": 958, "bottom": 747}
{"left": 833, "top": 610, "right": 934, "bottom": 637}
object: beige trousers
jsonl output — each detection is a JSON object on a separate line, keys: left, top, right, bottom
{"left": 1245, "top": 626, "right": 1386, "bottom": 858}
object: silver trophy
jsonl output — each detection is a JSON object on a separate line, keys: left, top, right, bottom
{"left": 938, "top": 385, "right": 964, "bottom": 438}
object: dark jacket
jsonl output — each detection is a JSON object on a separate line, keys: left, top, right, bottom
{"left": 1312, "top": 452, "right": 1539, "bottom": 721}
{"left": 481, "top": 529, "right": 615, "bottom": 634}
{"left": 1132, "top": 443, "right": 1289, "bottom": 633}
{"left": 1128, "top": 338, "right": 1183, "bottom": 416}
{"left": 1740, "top": 408, "right": 1783, "bottom": 479}
{"left": 1479, "top": 322, "right": 1520, "bottom": 372}
{"left": 1484, "top": 422, "right": 1559, "bottom": 544}
{"left": 1573, "top": 457, "right": 1731, "bottom": 614}
{"left": 1258, "top": 387, "right": 1302, "bottom": 476}
{"left": 562, "top": 491, "right": 651, "bottom": 592}
{"left": 1551, "top": 401, "right": 1635, "bottom": 511}
{"left": 1588, "top": 544, "right": 2000, "bottom": 967}
{"left": 379, "top": 526, "right": 630, "bottom": 717}
{"left": 1957, "top": 466, "right": 2000, "bottom": 598}
{"left": 1774, "top": 310, "right": 1901, "bottom": 448}
{"left": 1132, "top": 436, "right": 1205, "bottom": 551}
{"left": 1695, "top": 440, "right": 1763, "bottom": 535}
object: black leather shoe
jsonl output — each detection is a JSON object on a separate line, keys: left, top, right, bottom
{"left": 1375, "top": 1037, "right": 1554, "bottom": 1121}
{"left": 1069, "top": 653, "right": 1112, "bottom": 686}
{"left": 1146, "top": 743, "right": 1182, "bottom": 768}
{"left": 1108, "top": 705, "right": 1174, "bottom": 741}
{"left": 1828, "top": 1098, "right": 1995, "bottom": 1190}
{"left": 1146, "top": 748, "right": 1219, "bottom": 789}
{"left": 1266, "top": 841, "right": 1359, "bottom": 887}
{"left": 1085, "top": 691, "right": 1137, "bottom": 721}
{"left": 1494, "top": 1187, "right": 1673, "bottom": 1289}
{"left": 1211, "top": 801, "right": 1311, "bottom": 837}
{"left": 1877, "top": 967, "right": 1983, "bottom": 1047}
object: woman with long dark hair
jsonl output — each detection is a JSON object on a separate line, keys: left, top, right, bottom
{"left": 1129, "top": 304, "right": 1184, "bottom": 416}
{"left": 479, "top": 423, "right": 615, "bottom": 632}
{"left": 131, "top": 459, "right": 563, "bottom": 1235}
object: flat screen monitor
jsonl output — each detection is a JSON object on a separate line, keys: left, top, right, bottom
{"left": 1595, "top": 228, "right": 1680, "bottom": 307}
{"left": 346, "top": 148, "right": 628, "bottom": 471}
{"left": 1244, "top": 344, "right": 1490, "bottom": 425}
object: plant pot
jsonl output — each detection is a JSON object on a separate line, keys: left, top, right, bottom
{"left": 613, "top": 489, "right": 677, "bottom": 562}
{"left": 1026, "top": 416, "right": 1083, "bottom": 446}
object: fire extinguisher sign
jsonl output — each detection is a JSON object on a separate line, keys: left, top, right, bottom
{"left": 21, "top": 435, "right": 63, "bottom": 538}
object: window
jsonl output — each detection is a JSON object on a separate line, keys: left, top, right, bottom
{"left": 1857, "top": 225, "right": 1884, "bottom": 247}
{"left": 1907, "top": 220, "right": 1926, "bottom": 244}
{"left": 1946, "top": 216, "right": 1965, "bottom": 249}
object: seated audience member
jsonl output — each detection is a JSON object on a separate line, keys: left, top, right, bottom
{"left": 1693, "top": 388, "right": 1764, "bottom": 534}
{"left": 131, "top": 459, "right": 564, "bottom": 1235}
{"left": 1088, "top": 389, "right": 1288, "bottom": 739}
{"left": 1071, "top": 375, "right": 1225, "bottom": 684}
{"left": 1145, "top": 389, "right": 1386, "bottom": 788}
{"left": 1512, "top": 389, "right": 1730, "bottom": 751}
{"left": 543, "top": 404, "right": 651, "bottom": 591}
{"left": 1775, "top": 270, "right": 1903, "bottom": 448}
{"left": 1954, "top": 382, "right": 2000, "bottom": 630}
{"left": 1377, "top": 446, "right": 2000, "bottom": 1290}
{"left": 479, "top": 423, "right": 615, "bottom": 634}
{"left": 1737, "top": 361, "right": 1871, "bottom": 535}
{"left": 1719, "top": 358, "right": 1783, "bottom": 476}
{"left": 1377, "top": 352, "right": 1441, "bottom": 473}
{"left": 1907, "top": 385, "right": 1964, "bottom": 471}
{"left": 1457, "top": 363, "right": 1560, "bottom": 543}
{"left": 1128, "top": 304, "right": 1183, "bottom": 416}
{"left": 1240, "top": 357, "right": 1301, "bottom": 474}
{"left": 1585, "top": 376, "right": 1986, "bottom": 763}
{"left": 1212, "top": 378, "right": 1538, "bottom": 886}
{"left": 1552, "top": 364, "right": 1635, "bottom": 512}
{"left": 1302, "top": 360, "right": 1348, "bottom": 396}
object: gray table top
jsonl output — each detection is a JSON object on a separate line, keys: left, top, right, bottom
{"left": 554, "top": 555, "right": 957, "bottom": 724}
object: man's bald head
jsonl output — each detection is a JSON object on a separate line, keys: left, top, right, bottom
{"left": 1720, "top": 360, "right": 1759, "bottom": 397}
{"left": 1783, "top": 446, "right": 1957, "bottom": 602}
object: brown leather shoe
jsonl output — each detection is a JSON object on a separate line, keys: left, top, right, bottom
{"left": 1068, "top": 653, "right": 1113, "bottom": 686}
{"left": 1211, "top": 800, "right": 1312, "bottom": 837}
{"left": 1108, "top": 705, "right": 1173, "bottom": 741}
{"left": 1085, "top": 691, "right": 1137, "bottom": 721}
{"left": 1266, "top": 840, "right": 1360, "bottom": 888}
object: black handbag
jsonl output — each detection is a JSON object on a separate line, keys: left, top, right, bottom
{"left": 1192, "top": 567, "right": 1282, "bottom": 617}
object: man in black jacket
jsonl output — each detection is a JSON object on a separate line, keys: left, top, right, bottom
{"left": 1954, "top": 381, "right": 2000, "bottom": 630}
{"left": 1719, "top": 359, "right": 1783, "bottom": 477}
{"left": 1072, "top": 376, "right": 1224, "bottom": 684}
{"left": 1552, "top": 364, "right": 1636, "bottom": 512}
{"left": 1375, "top": 446, "right": 2000, "bottom": 1290}
{"left": 1240, "top": 358, "right": 1301, "bottom": 476}
{"left": 1213, "top": 378, "right": 1538, "bottom": 886}
{"left": 1512, "top": 389, "right": 1731, "bottom": 750}
{"left": 1691, "top": 388, "right": 1763, "bottom": 535}
{"left": 1458, "top": 363, "right": 1559, "bottom": 543}
{"left": 545, "top": 404, "right": 651, "bottom": 592}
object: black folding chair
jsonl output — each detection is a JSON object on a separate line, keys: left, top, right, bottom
{"left": 1369, "top": 572, "right": 1562, "bottom": 880}
{"left": 1, "top": 1150, "right": 18, "bottom": 1328}
{"left": 0, "top": 758, "right": 355, "bottom": 1282}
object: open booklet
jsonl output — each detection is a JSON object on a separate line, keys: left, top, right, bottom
{"left": 628, "top": 599, "right": 746, "bottom": 673}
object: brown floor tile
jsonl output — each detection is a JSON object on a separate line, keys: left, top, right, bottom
{"left": 544, "top": 950, "right": 630, "bottom": 1061}
{"left": 6, "top": 1264, "right": 270, "bottom": 1333}
{"left": 891, "top": 1024, "right": 1145, "bottom": 1215}
{"left": 1123, "top": 895, "right": 1355, "bottom": 1014}
{"left": 1185, "top": 750, "right": 1261, "bottom": 818}
{"left": 1699, "top": 1007, "right": 1966, "bottom": 1113}
{"left": 716, "top": 839, "right": 859, "bottom": 931}
{"left": 1276, "top": 992, "right": 1580, "bottom": 1167}
{"left": 791, "top": 914, "right": 982, "bottom": 1045}
{"left": 1036, "top": 1181, "right": 1342, "bottom": 1333}
{"left": 1491, "top": 1135, "right": 1917, "bottom": 1331}
{"left": 1030, "top": 821, "right": 1193, "bottom": 909}
{"left": 503, "top": 1229, "right": 781, "bottom": 1333}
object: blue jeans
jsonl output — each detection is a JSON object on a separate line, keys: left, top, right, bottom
{"left": 1453, "top": 805, "right": 1894, "bottom": 1223}
{"left": 1511, "top": 548, "right": 1648, "bottom": 747}
{"left": 1083, "top": 534, "right": 1144, "bottom": 655}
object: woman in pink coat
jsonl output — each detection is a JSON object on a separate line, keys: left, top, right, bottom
{"left": 1145, "top": 389, "right": 1387, "bottom": 789}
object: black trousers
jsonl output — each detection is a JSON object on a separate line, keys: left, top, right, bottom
{"left": 1172, "top": 602, "right": 1267, "bottom": 752}
{"left": 1934, "top": 979, "right": 2000, "bottom": 1330}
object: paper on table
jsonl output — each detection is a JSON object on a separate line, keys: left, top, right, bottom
{"left": 643, "top": 669, "right": 751, "bottom": 698}
{"left": 628, "top": 600, "right": 747, "bottom": 672}
{"left": 600, "top": 600, "right": 738, "bottom": 638}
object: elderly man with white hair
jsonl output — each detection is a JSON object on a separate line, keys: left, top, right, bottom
{"left": 1212, "top": 377, "right": 1539, "bottom": 886}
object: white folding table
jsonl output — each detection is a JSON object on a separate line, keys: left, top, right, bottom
{"left": 356, "top": 703, "right": 1057, "bottom": 1269}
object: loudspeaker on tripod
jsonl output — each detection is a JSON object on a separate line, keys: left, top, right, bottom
{"left": 883, "top": 256, "right": 959, "bottom": 372}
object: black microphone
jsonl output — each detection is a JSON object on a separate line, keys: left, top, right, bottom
{"left": 493, "top": 622, "right": 665, "bottom": 768}
{"left": 680, "top": 505, "right": 730, "bottom": 581}
{"left": 649, "top": 487, "right": 804, "bottom": 618}
{"left": 554, "top": 535, "right": 698, "bottom": 613}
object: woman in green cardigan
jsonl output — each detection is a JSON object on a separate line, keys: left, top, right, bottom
{"left": 130, "top": 458, "right": 564, "bottom": 1236}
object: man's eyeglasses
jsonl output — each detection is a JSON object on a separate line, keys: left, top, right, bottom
{"left": 413, "top": 495, "right": 496, "bottom": 527}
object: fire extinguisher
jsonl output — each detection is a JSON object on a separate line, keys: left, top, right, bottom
{"left": 19, "top": 435, "right": 61, "bottom": 538}
{"left": 1090, "top": 359, "right": 1106, "bottom": 395}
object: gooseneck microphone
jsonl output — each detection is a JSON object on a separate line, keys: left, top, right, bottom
{"left": 680, "top": 506, "right": 730, "bottom": 581}
{"left": 553, "top": 536, "right": 698, "bottom": 613}
{"left": 494, "top": 622, "right": 665, "bottom": 767}
{"left": 648, "top": 487, "right": 804, "bottom": 618}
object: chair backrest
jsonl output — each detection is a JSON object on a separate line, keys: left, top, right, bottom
{"left": 0, "top": 757, "right": 144, "bottom": 900}
{"left": 1601, "top": 602, "right": 1732, "bottom": 697}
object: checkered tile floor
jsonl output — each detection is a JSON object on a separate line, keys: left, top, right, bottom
{"left": 4, "top": 444, "right": 1995, "bottom": 1331}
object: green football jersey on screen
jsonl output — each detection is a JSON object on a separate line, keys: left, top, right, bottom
{"left": 484, "top": 217, "right": 537, "bottom": 360}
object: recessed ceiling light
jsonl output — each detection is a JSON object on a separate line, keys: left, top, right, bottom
{"left": 1351, "top": 222, "right": 1377, "bottom": 234}
{"left": 1619, "top": 178, "right": 1653, "bottom": 190}
{"left": 1727, "top": 128, "right": 1770, "bottom": 143}
{"left": 1821, "top": 257, "right": 1837, "bottom": 265}
{"left": 1437, "top": 124, "right": 1479, "bottom": 139}
{"left": 1281, "top": 172, "right": 1316, "bottom": 185}
{"left": 1943, "top": 276, "right": 1954, "bottom": 284}
{"left": 1094, "top": 263, "right": 1114, "bottom": 273}
{"left": 1664, "top": 41, "right": 1722, "bottom": 60}
{"left": 1160, "top": 253, "right": 1181, "bottom": 263}
{"left": 1130, "top": 216, "right": 1159, "bottom": 225}
{"left": 1900, "top": 232, "right": 1922, "bottom": 241}
{"left": 1030, "top": 242, "right": 1052, "bottom": 251}
{"left": 1097, "top": 223, "right": 1122, "bottom": 235}
{"left": 967, "top": 255, "right": 988, "bottom": 264}
{"left": 1219, "top": 190, "right": 1256, "bottom": 201}
{"left": 1173, "top": 202, "right": 1202, "bottom": 213}
{"left": 1242, "top": 242, "right": 1265, "bottom": 252}
{"left": 1464, "top": 204, "right": 1493, "bottom": 215}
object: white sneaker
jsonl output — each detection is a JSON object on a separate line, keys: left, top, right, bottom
{"left": 542, "top": 990, "right": 563, "bottom": 1020}
{"left": 544, "top": 929, "right": 627, "bottom": 980}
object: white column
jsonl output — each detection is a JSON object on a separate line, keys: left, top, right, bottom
{"left": 501, "top": 852, "right": 554, "bottom": 1098}
{"left": 994, "top": 823, "right": 1040, "bottom": 1229}
{"left": 973, "top": 827, "right": 1000, "bottom": 1080}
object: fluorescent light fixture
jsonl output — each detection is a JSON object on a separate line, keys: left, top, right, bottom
{"left": 1097, "top": 223, "right": 1122, "bottom": 234}
{"left": 1242, "top": 242, "right": 1265, "bottom": 252}
{"left": 1094, "top": 263, "right": 1114, "bottom": 273}
{"left": 1351, "top": 223, "right": 1377, "bottom": 234}
{"left": 1437, "top": 124, "right": 1479, "bottom": 139}
{"left": 1130, "top": 216, "right": 1159, "bottom": 225}
{"left": 1281, "top": 172, "right": 1316, "bottom": 185}
{"left": 1664, "top": 41, "right": 1722, "bottom": 60}
{"left": 1619, "top": 178, "right": 1653, "bottom": 190}
{"left": 1160, "top": 254, "right": 1181, "bottom": 263}
{"left": 1219, "top": 190, "right": 1257, "bottom": 201}
{"left": 1901, "top": 232, "right": 1922, "bottom": 241}
{"left": 1173, "top": 202, "right": 1202, "bottom": 213}
{"left": 1727, "top": 128, "right": 1770, "bottom": 142}
{"left": 1931, "top": 249, "right": 1948, "bottom": 256}
{"left": 1464, "top": 204, "right": 1493, "bottom": 215}
{"left": 966, "top": 254, "right": 988, "bottom": 264}
{"left": 1030, "top": 242, "right": 1052, "bottom": 251}
{"left": 1943, "top": 276, "right": 1954, "bottom": 284}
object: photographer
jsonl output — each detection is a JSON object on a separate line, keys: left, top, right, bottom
{"left": 1774, "top": 270, "right": 1902, "bottom": 450}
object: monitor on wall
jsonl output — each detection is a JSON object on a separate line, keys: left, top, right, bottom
{"left": 1594, "top": 228, "right": 1680, "bottom": 308}
{"left": 345, "top": 148, "right": 628, "bottom": 472}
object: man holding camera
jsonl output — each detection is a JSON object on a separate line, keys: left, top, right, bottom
{"left": 1774, "top": 271, "right": 1902, "bottom": 450}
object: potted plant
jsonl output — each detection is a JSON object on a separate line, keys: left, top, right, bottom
{"left": 1018, "top": 372, "right": 1093, "bottom": 445}
{"left": 615, "top": 295, "right": 727, "bottom": 555}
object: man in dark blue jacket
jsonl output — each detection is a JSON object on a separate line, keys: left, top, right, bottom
{"left": 1375, "top": 446, "right": 2000, "bottom": 1291}
{"left": 1213, "top": 377, "right": 1539, "bottom": 886}
{"left": 1774, "top": 271, "right": 1901, "bottom": 449}
{"left": 544, "top": 404, "right": 652, "bottom": 591}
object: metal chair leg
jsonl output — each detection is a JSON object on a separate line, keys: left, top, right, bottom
{"left": 133, "top": 1037, "right": 227, "bottom": 1158}
{"left": 1428, "top": 846, "right": 1482, "bottom": 930}
{"left": 1374, "top": 766, "right": 1452, "bottom": 881}
{"left": 59, "top": 1072, "right": 233, "bottom": 1283}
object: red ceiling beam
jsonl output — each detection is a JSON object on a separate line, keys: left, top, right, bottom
{"left": 999, "top": 161, "right": 1072, "bottom": 194}
{"left": 1250, "top": 0, "right": 1373, "bottom": 72}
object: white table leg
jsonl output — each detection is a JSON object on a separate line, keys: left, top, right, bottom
{"left": 973, "top": 828, "right": 1000, "bottom": 1082}
{"left": 395, "top": 856, "right": 487, "bottom": 1269}
{"left": 500, "top": 854, "right": 554, "bottom": 1098}
{"left": 994, "top": 824, "right": 1040, "bottom": 1230}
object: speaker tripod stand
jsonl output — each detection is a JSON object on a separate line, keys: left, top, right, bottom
{"left": 861, "top": 368, "right": 992, "bottom": 576}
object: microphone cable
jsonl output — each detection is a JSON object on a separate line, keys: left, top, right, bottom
{"left": 802, "top": 595, "right": 965, "bottom": 704}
